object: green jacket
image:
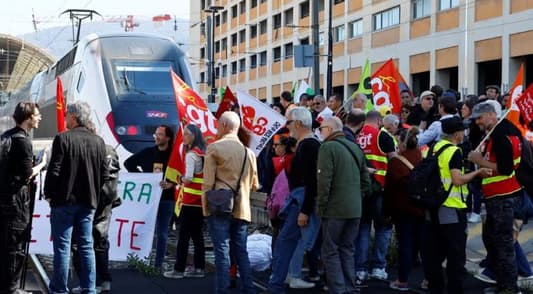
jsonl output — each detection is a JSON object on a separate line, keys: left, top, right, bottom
{"left": 317, "top": 132, "right": 371, "bottom": 219}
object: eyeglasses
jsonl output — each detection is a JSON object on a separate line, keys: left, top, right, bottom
{"left": 318, "top": 126, "right": 331, "bottom": 132}
{"left": 313, "top": 102, "right": 322, "bottom": 106}
{"left": 286, "top": 120, "right": 295, "bottom": 125}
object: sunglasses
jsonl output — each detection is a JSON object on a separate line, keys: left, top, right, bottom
{"left": 423, "top": 96, "right": 434, "bottom": 100}
{"left": 313, "top": 102, "right": 322, "bottom": 106}
{"left": 318, "top": 126, "right": 331, "bottom": 132}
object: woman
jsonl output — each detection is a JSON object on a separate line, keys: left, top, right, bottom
{"left": 383, "top": 127, "right": 427, "bottom": 291}
{"left": 272, "top": 135, "right": 296, "bottom": 176}
{"left": 164, "top": 124, "right": 207, "bottom": 279}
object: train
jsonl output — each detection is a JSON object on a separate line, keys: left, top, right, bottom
{"left": 0, "top": 33, "right": 195, "bottom": 163}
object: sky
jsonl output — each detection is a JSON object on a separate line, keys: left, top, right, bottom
{"left": 0, "top": 0, "right": 191, "bottom": 36}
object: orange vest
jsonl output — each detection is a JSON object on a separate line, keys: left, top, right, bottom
{"left": 357, "top": 124, "right": 388, "bottom": 187}
{"left": 181, "top": 147, "right": 204, "bottom": 207}
{"left": 481, "top": 136, "right": 522, "bottom": 199}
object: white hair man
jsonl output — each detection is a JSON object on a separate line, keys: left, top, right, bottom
{"left": 202, "top": 111, "right": 259, "bottom": 293}
{"left": 352, "top": 93, "right": 368, "bottom": 112}
{"left": 268, "top": 107, "right": 322, "bottom": 291}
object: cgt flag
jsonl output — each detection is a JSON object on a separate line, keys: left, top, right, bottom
{"left": 215, "top": 86, "right": 237, "bottom": 119}
{"left": 506, "top": 64, "right": 525, "bottom": 134}
{"left": 515, "top": 83, "right": 533, "bottom": 126}
{"left": 236, "top": 89, "right": 286, "bottom": 156}
{"left": 370, "top": 59, "right": 404, "bottom": 115}
{"left": 56, "top": 77, "right": 66, "bottom": 132}
{"left": 165, "top": 70, "right": 218, "bottom": 184}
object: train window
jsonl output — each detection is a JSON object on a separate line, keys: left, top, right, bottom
{"left": 113, "top": 60, "right": 175, "bottom": 99}
{"left": 77, "top": 71, "right": 85, "bottom": 93}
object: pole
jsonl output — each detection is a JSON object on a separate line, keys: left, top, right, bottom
{"left": 326, "top": 0, "right": 333, "bottom": 99}
{"left": 206, "top": 15, "right": 215, "bottom": 103}
{"left": 474, "top": 108, "right": 512, "bottom": 151}
{"left": 312, "top": 0, "right": 320, "bottom": 95}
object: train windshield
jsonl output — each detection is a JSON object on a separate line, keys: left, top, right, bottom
{"left": 114, "top": 60, "right": 174, "bottom": 99}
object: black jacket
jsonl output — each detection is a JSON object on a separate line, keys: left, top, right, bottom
{"left": 44, "top": 127, "right": 109, "bottom": 209}
{"left": 2, "top": 127, "right": 33, "bottom": 191}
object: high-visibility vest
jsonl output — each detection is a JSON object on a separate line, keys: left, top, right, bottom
{"left": 181, "top": 147, "right": 204, "bottom": 207}
{"left": 357, "top": 124, "right": 390, "bottom": 187}
{"left": 481, "top": 135, "right": 522, "bottom": 199}
{"left": 433, "top": 140, "right": 468, "bottom": 209}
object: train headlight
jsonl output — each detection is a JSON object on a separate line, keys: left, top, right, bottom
{"left": 116, "top": 126, "right": 127, "bottom": 135}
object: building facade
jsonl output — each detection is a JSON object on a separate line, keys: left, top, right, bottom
{"left": 189, "top": 0, "right": 533, "bottom": 103}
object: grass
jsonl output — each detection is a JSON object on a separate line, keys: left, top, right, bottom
{"left": 126, "top": 253, "right": 161, "bottom": 276}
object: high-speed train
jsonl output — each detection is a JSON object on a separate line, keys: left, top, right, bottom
{"left": 0, "top": 33, "right": 195, "bottom": 162}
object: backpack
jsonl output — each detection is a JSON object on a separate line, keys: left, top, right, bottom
{"left": 517, "top": 137, "right": 533, "bottom": 198}
{"left": 266, "top": 169, "right": 290, "bottom": 220}
{"left": 407, "top": 143, "right": 454, "bottom": 209}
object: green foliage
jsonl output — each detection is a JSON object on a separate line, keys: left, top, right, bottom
{"left": 126, "top": 253, "right": 160, "bottom": 276}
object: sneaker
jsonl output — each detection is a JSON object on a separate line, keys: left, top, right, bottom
{"left": 370, "top": 268, "right": 388, "bottom": 280}
{"left": 468, "top": 213, "right": 481, "bottom": 223}
{"left": 71, "top": 286, "right": 82, "bottom": 294}
{"left": 420, "top": 279, "right": 429, "bottom": 290}
{"left": 356, "top": 270, "right": 368, "bottom": 281}
{"left": 163, "top": 269, "right": 184, "bottom": 279}
{"left": 518, "top": 274, "right": 533, "bottom": 281}
{"left": 184, "top": 268, "right": 205, "bottom": 278}
{"left": 289, "top": 278, "right": 315, "bottom": 289}
{"left": 307, "top": 275, "right": 321, "bottom": 282}
{"left": 475, "top": 272, "right": 497, "bottom": 284}
{"left": 389, "top": 280, "right": 409, "bottom": 291}
{"left": 96, "top": 281, "right": 111, "bottom": 293}
{"left": 284, "top": 276, "right": 291, "bottom": 284}
{"left": 484, "top": 287, "right": 522, "bottom": 294}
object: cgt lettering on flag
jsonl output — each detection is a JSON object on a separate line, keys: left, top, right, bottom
{"left": 242, "top": 104, "right": 269, "bottom": 135}
{"left": 256, "top": 121, "right": 282, "bottom": 152}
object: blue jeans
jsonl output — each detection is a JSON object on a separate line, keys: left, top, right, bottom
{"left": 355, "top": 222, "right": 392, "bottom": 271}
{"left": 207, "top": 215, "right": 254, "bottom": 294}
{"left": 321, "top": 218, "right": 360, "bottom": 294}
{"left": 154, "top": 200, "right": 175, "bottom": 268}
{"left": 289, "top": 211, "right": 320, "bottom": 278}
{"left": 49, "top": 205, "right": 96, "bottom": 294}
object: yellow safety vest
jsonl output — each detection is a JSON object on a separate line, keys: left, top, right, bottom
{"left": 433, "top": 140, "right": 468, "bottom": 209}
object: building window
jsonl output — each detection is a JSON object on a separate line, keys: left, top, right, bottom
{"left": 200, "top": 47, "right": 205, "bottom": 59}
{"left": 273, "top": 13, "right": 282, "bottom": 29}
{"left": 273, "top": 46, "right": 282, "bottom": 61}
{"left": 319, "top": 0, "right": 325, "bottom": 11}
{"left": 239, "top": 58, "right": 246, "bottom": 72}
{"left": 200, "top": 72, "right": 205, "bottom": 83}
{"left": 284, "top": 42, "right": 293, "bottom": 59}
{"left": 231, "top": 61, "right": 237, "bottom": 74}
{"left": 222, "top": 11, "right": 228, "bottom": 23}
{"left": 300, "top": 1, "right": 310, "bottom": 18}
{"left": 259, "top": 19, "right": 268, "bottom": 34}
{"left": 373, "top": 6, "right": 400, "bottom": 31}
{"left": 231, "top": 33, "right": 238, "bottom": 46}
{"left": 250, "top": 24, "right": 258, "bottom": 39}
{"left": 250, "top": 55, "right": 258, "bottom": 68}
{"left": 349, "top": 19, "right": 363, "bottom": 38}
{"left": 231, "top": 5, "right": 238, "bottom": 18}
{"left": 300, "top": 37, "right": 310, "bottom": 45}
{"left": 239, "top": 29, "right": 246, "bottom": 43}
{"left": 215, "top": 41, "right": 220, "bottom": 53}
{"left": 413, "top": 0, "right": 430, "bottom": 19}
{"left": 334, "top": 0, "right": 344, "bottom": 4}
{"left": 221, "top": 38, "right": 227, "bottom": 51}
{"left": 215, "top": 14, "right": 221, "bottom": 27}
{"left": 215, "top": 67, "right": 220, "bottom": 79}
{"left": 260, "top": 0, "right": 267, "bottom": 3}
{"left": 334, "top": 25, "right": 345, "bottom": 42}
{"left": 259, "top": 51, "right": 267, "bottom": 65}
{"left": 240, "top": 0, "right": 246, "bottom": 14}
{"left": 251, "top": 0, "right": 258, "bottom": 8}
{"left": 222, "top": 65, "right": 227, "bottom": 77}
{"left": 284, "top": 8, "right": 294, "bottom": 26}
{"left": 439, "top": 0, "right": 459, "bottom": 10}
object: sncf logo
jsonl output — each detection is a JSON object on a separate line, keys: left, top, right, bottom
{"left": 146, "top": 111, "right": 168, "bottom": 118}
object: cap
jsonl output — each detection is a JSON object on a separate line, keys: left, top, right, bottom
{"left": 470, "top": 102, "right": 497, "bottom": 119}
{"left": 484, "top": 100, "right": 502, "bottom": 118}
{"left": 485, "top": 85, "right": 501, "bottom": 93}
{"left": 378, "top": 105, "right": 391, "bottom": 117}
{"left": 441, "top": 116, "right": 467, "bottom": 134}
{"left": 420, "top": 90, "right": 436, "bottom": 99}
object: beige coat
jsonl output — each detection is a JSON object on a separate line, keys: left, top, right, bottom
{"left": 202, "top": 133, "right": 259, "bottom": 222}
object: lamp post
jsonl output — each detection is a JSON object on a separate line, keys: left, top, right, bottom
{"left": 312, "top": 0, "right": 320, "bottom": 94}
{"left": 326, "top": 0, "right": 333, "bottom": 99}
{"left": 204, "top": 6, "right": 224, "bottom": 103}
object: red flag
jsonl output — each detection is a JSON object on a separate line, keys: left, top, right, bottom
{"left": 165, "top": 70, "right": 218, "bottom": 183}
{"left": 56, "top": 77, "right": 66, "bottom": 132}
{"left": 370, "top": 59, "right": 403, "bottom": 115}
{"left": 506, "top": 64, "right": 525, "bottom": 133}
{"left": 515, "top": 83, "right": 533, "bottom": 126}
{"left": 215, "top": 86, "right": 237, "bottom": 119}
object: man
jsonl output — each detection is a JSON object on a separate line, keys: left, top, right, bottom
{"left": 327, "top": 93, "right": 347, "bottom": 122}
{"left": 0, "top": 102, "right": 46, "bottom": 294}
{"left": 484, "top": 85, "right": 501, "bottom": 101}
{"left": 382, "top": 114, "right": 400, "bottom": 137}
{"left": 298, "top": 93, "right": 309, "bottom": 108}
{"left": 280, "top": 91, "right": 296, "bottom": 117}
{"left": 312, "top": 95, "right": 333, "bottom": 124}
{"left": 268, "top": 107, "right": 321, "bottom": 292}
{"left": 407, "top": 90, "right": 435, "bottom": 126}
{"left": 317, "top": 117, "right": 371, "bottom": 294}
{"left": 468, "top": 102, "right": 524, "bottom": 294}
{"left": 124, "top": 125, "right": 176, "bottom": 270}
{"left": 418, "top": 94, "right": 457, "bottom": 146}
{"left": 352, "top": 93, "right": 368, "bottom": 112}
{"left": 425, "top": 116, "right": 491, "bottom": 294}
{"left": 343, "top": 109, "right": 366, "bottom": 142}
{"left": 355, "top": 110, "right": 397, "bottom": 282}
{"left": 400, "top": 89, "right": 415, "bottom": 107}
{"left": 45, "top": 101, "right": 108, "bottom": 294}
{"left": 202, "top": 111, "right": 259, "bottom": 293}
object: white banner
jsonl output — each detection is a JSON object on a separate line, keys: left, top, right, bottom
{"left": 237, "top": 89, "right": 286, "bottom": 156}
{"left": 30, "top": 172, "right": 163, "bottom": 261}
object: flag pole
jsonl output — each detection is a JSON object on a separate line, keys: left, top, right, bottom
{"left": 474, "top": 108, "right": 512, "bottom": 152}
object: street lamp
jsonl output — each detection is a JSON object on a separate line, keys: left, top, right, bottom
{"left": 204, "top": 5, "right": 224, "bottom": 103}
{"left": 326, "top": 0, "right": 333, "bottom": 98}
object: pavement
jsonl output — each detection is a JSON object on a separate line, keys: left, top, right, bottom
{"left": 26, "top": 217, "right": 533, "bottom": 293}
